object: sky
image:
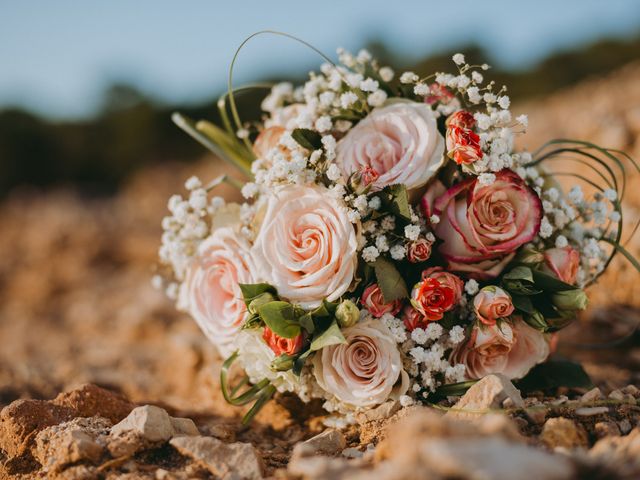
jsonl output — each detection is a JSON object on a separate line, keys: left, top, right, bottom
{"left": 1, "top": 0, "right": 640, "bottom": 119}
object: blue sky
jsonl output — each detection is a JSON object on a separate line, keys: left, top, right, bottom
{"left": 1, "top": 0, "right": 639, "bottom": 119}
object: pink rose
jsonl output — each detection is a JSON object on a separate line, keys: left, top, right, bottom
{"left": 450, "top": 319, "right": 550, "bottom": 380}
{"left": 361, "top": 284, "right": 403, "bottom": 318}
{"left": 251, "top": 184, "right": 358, "bottom": 309}
{"left": 407, "top": 238, "right": 433, "bottom": 263}
{"left": 542, "top": 246, "right": 580, "bottom": 284}
{"left": 312, "top": 320, "right": 409, "bottom": 407}
{"left": 421, "top": 267, "right": 464, "bottom": 304}
{"left": 402, "top": 305, "right": 428, "bottom": 332}
{"left": 182, "top": 227, "right": 256, "bottom": 357}
{"left": 253, "top": 126, "right": 286, "bottom": 159}
{"left": 473, "top": 286, "right": 514, "bottom": 326}
{"left": 422, "top": 170, "right": 542, "bottom": 279}
{"left": 335, "top": 101, "right": 445, "bottom": 191}
{"left": 446, "top": 125, "right": 483, "bottom": 165}
{"left": 262, "top": 327, "right": 305, "bottom": 356}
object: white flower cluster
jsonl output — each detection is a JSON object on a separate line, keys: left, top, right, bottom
{"left": 156, "top": 176, "right": 224, "bottom": 295}
{"left": 376, "top": 310, "right": 466, "bottom": 396}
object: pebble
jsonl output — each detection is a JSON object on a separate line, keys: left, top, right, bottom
{"left": 540, "top": 417, "right": 589, "bottom": 449}
{"left": 581, "top": 387, "right": 604, "bottom": 403}
{"left": 447, "top": 374, "right": 524, "bottom": 420}
{"left": 594, "top": 421, "right": 621, "bottom": 439}
{"left": 576, "top": 407, "right": 609, "bottom": 416}
{"left": 292, "top": 429, "right": 346, "bottom": 458}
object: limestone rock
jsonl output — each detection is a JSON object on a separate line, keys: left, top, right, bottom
{"left": 288, "top": 455, "right": 360, "bottom": 480}
{"left": 108, "top": 405, "right": 198, "bottom": 457}
{"left": 580, "top": 387, "right": 603, "bottom": 403}
{"left": 292, "top": 429, "right": 346, "bottom": 459}
{"left": 170, "top": 435, "right": 263, "bottom": 479}
{"left": 446, "top": 374, "right": 524, "bottom": 420}
{"left": 540, "top": 417, "right": 589, "bottom": 449}
{"left": 355, "top": 401, "right": 400, "bottom": 424}
{"left": 34, "top": 417, "right": 109, "bottom": 471}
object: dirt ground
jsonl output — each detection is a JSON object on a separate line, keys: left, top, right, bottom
{"left": 1, "top": 62, "right": 640, "bottom": 479}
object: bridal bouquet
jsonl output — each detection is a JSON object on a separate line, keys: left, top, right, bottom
{"left": 155, "top": 36, "right": 638, "bottom": 422}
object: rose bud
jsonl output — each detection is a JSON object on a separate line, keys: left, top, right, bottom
{"left": 473, "top": 286, "right": 515, "bottom": 326}
{"left": 408, "top": 238, "right": 433, "bottom": 263}
{"left": 425, "top": 83, "right": 455, "bottom": 105}
{"left": 552, "top": 289, "right": 588, "bottom": 311}
{"left": 248, "top": 292, "right": 277, "bottom": 315}
{"left": 542, "top": 246, "right": 580, "bottom": 285}
{"left": 421, "top": 267, "right": 464, "bottom": 304}
{"left": 336, "top": 299, "right": 360, "bottom": 328}
{"left": 410, "top": 278, "right": 455, "bottom": 321}
{"left": 271, "top": 354, "right": 296, "bottom": 371}
{"left": 402, "top": 305, "right": 428, "bottom": 332}
{"left": 262, "top": 327, "right": 305, "bottom": 356}
{"left": 446, "top": 126, "right": 483, "bottom": 165}
{"left": 445, "top": 110, "right": 475, "bottom": 130}
{"left": 361, "top": 284, "right": 403, "bottom": 318}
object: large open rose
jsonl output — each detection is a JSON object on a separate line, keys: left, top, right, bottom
{"left": 251, "top": 184, "right": 358, "bottom": 309}
{"left": 450, "top": 319, "right": 550, "bottom": 380}
{"left": 335, "top": 100, "right": 445, "bottom": 191}
{"left": 312, "top": 320, "right": 409, "bottom": 408}
{"left": 181, "top": 227, "right": 256, "bottom": 357}
{"left": 423, "top": 169, "right": 542, "bottom": 279}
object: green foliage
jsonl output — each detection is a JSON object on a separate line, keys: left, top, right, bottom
{"left": 291, "top": 128, "right": 322, "bottom": 150}
{"left": 257, "top": 301, "right": 303, "bottom": 338}
{"left": 516, "top": 360, "right": 593, "bottom": 392}
{"left": 371, "top": 257, "right": 409, "bottom": 302}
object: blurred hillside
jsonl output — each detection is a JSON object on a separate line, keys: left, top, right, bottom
{"left": 1, "top": 34, "right": 639, "bottom": 196}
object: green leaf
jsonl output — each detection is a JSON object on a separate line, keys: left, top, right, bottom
{"left": 511, "top": 294, "right": 535, "bottom": 315}
{"left": 257, "top": 301, "right": 301, "bottom": 339}
{"left": 292, "top": 349, "right": 313, "bottom": 376}
{"left": 531, "top": 270, "right": 575, "bottom": 292}
{"left": 239, "top": 283, "right": 277, "bottom": 306}
{"left": 382, "top": 184, "right": 412, "bottom": 222}
{"left": 309, "top": 320, "right": 346, "bottom": 352}
{"left": 431, "top": 380, "right": 478, "bottom": 400}
{"left": 291, "top": 128, "right": 322, "bottom": 150}
{"left": 371, "top": 257, "right": 409, "bottom": 302}
{"left": 502, "top": 266, "right": 542, "bottom": 295}
{"left": 515, "top": 360, "right": 593, "bottom": 393}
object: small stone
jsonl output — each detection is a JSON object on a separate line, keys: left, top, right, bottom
{"left": 621, "top": 385, "right": 639, "bottom": 398}
{"left": 540, "top": 417, "right": 589, "bottom": 449}
{"left": 292, "top": 429, "right": 346, "bottom": 458}
{"left": 576, "top": 407, "right": 609, "bottom": 416}
{"left": 170, "top": 417, "right": 199, "bottom": 436}
{"left": 288, "top": 455, "right": 357, "bottom": 479}
{"left": 342, "top": 447, "right": 364, "bottom": 459}
{"left": 34, "top": 417, "right": 108, "bottom": 471}
{"left": 447, "top": 374, "right": 524, "bottom": 420}
{"left": 526, "top": 406, "right": 548, "bottom": 425}
{"left": 581, "top": 387, "right": 604, "bottom": 403}
{"left": 550, "top": 395, "right": 569, "bottom": 406}
{"left": 170, "top": 435, "right": 263, "bottom": 479}
{"left": 108, "top": 405, "right": 175, "bottom": 457}
{"left": 354, "top": 401, "right": 400, "bottom": 424}
{"left": 619, "top": 419, "right": 633, "bottom": 434}
{"left": 594, "top": 421, "right": 621, "bottom": 439}
{"left": 111, "top": 405, "right": 173, "bottom": 443}
{"left": 608, "top": 389, "right": 627, "bottom": 401}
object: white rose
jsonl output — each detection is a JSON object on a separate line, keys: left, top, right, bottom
{"left": 251, "top": 184, "right": 358, "bottom": 309}
{"left": 181, "top": 226, "right": 255, "bottom": 357}
{"left": 335, "top": 100, "right": 445, "bottom": 191}
{"left": 312, "top": 320, "right": 409, "bottom": 408}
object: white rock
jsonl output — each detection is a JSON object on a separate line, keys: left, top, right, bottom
{"left": 447, "top": 374, "right": 524, "bottom": 420}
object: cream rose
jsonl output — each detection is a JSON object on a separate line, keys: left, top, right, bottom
{"left": 251, "top": 184, "right": 358, "bottom": 309}
{"left": 450, "top": 319, "right": 550, "bottom": 380}
{"left": 181, "top": 227, "right": 256, "bottom": 357}
{"left": 335, "top": 101, "right": 445, "bottom": 191}
{"left": 312, "top": 320, "right": 409, "bottom": 408}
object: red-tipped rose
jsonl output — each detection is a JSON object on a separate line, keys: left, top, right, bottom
{"left": 407, "top": 238, "right": 433, "bottom": 263}
{"left": 411, "top": 278, "right": 455, "bottom": 322}
{"left": 262, "top": 327, "right": 305, "bottom": 356}
{"left": 402, "top": 305, "right": 429, "bottom": 332}
{"left": 542, "top": 246, "right": 580, "bottom": 284}
{"left": 421, "top": 170, "right": 543, "bottom": 279}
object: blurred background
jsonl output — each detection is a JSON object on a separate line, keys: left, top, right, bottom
{"left": 1, "top": 0, "right": 639, "bottom": 412}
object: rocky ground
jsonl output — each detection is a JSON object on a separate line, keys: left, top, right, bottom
{"left": 1, "top": 63, "right": 640, "bottom": 479}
